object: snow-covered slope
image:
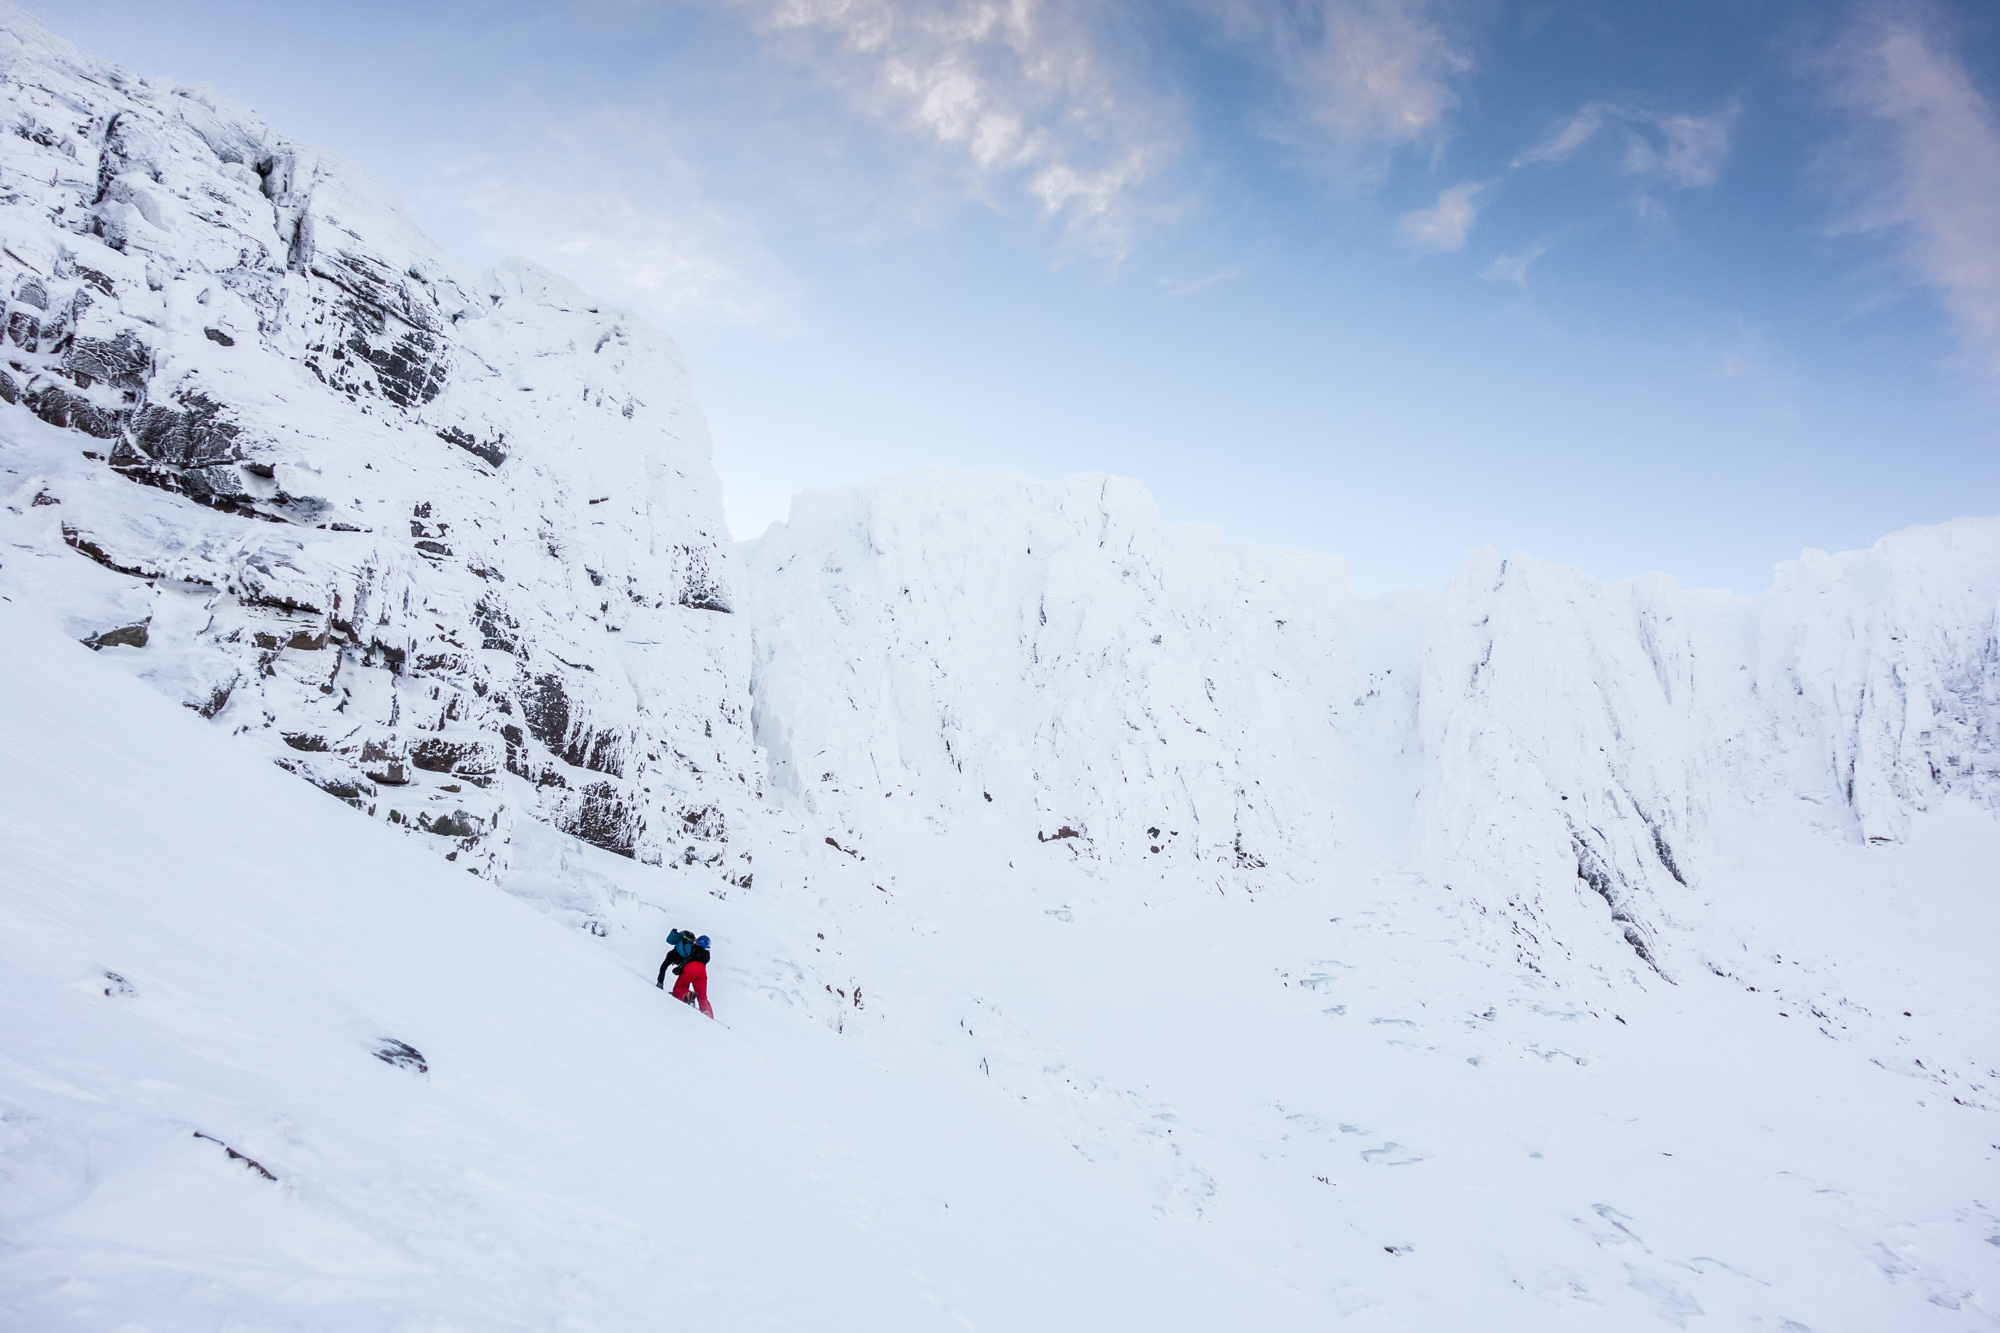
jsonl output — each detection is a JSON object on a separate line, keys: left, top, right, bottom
{"left": 7, "top": 593, "right": 1998, "bottom": 1330}
{"left": 0, "top": 4, "right": 756, "bottom": 880}
{"left": 3, "top": 7, "right": 1999, "bottom": 1328}
{"left": 0, "top": 602, "right": 1273, "bottom": 1329}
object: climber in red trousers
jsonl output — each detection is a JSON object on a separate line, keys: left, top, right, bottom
{"left": 657, "top": 929, "right": 715, "bottom": 1018}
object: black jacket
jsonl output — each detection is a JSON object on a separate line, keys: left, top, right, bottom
{"left": 657, "top": 931, "right": 712, "bottom": 986}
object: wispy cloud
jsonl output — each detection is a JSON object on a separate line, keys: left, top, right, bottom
{"left": 1514, "top": 99, "right": 1739, "bottom": 187}
{"left": 1825, "top": 9, "right": 2000, "bottom": 380}
{"left": 1513, "top": 103, "right": 1611, "bottom": 169}
{"left": 1414, "top": 96, "right": 1735, "bottom": 263}
{"left": 1626, "top": 106, "right": 1738, "bottom": 187}
{"left": 420, "top": 111, "right": 794, "bottom": 329}
{"left": 1157, "top": 266, "right": 1245, "bottom": 299}
{"left": 1203, "top": 0, "right": 1471, "bottom": 162}
{"left": 1398, "top": 180, "right": 1484, "bottom": 251}
{"left": 1479, "top": 244, "right": 1545, "bottom": 287}
{"left": 731, "top": 0, "right": 1174, "bottom": 260}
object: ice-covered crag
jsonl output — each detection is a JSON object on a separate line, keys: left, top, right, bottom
{"left": 743, "top": 471, "right": 1405, "bottom": 877}
{"left": 0, "top": 5, "right": 756, "bottom": 877}
{"left": 744, "top": 471, "right": 2000, "bottom": 978}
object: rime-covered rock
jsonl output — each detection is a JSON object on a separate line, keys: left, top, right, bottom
{"left": 0, "top": 7, "right": 756, "bottom": 877}
{"left": 744, "top": 472, "right": 2000, "bottom": 979}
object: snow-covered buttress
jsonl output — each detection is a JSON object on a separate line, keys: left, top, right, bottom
{"left": 743, "top": 471, "right": 2000, "bottom": 979}
{"left": 0, "top": 6, "right": 756, "bottom": 878}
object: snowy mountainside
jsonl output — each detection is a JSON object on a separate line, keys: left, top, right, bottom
{"left": 0, "top": 4, "right": 755, "bottom": 878}
{"left": 744, "top": 473, "right": 2000, "bottom": 984}
{"left": 6, "top": 596, "right": 1998, "bottom": 1331}
{"left": 744, "top": 469, "right": 1408, "bottom": 876}
{"left": 0, "top": 603, "right": 1266, "bottom": 1330}
{"left": 1757, "top": 523, "right": 2000, "bottom": 845}
{"left": 0, "top": 7, "right": 1997, "bottom": 1328}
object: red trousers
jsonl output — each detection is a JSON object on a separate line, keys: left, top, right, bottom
{"left": 672, "top": 960, "right": 714, "bottom": 1018}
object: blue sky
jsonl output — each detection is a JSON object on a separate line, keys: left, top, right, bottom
{"left": 26, "top": 0, "right": 2000, "bottom": 592}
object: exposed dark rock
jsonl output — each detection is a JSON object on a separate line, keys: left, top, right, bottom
{"left": 437, "top": 424, "right": 506, "bottom": 467}
{"left": 298, "top": 248, "right": 452, "bottom": 409}
{"left": 367, "top": 759, "right": 409, "bottom": 785}
{"left": 681, "top": 805, "right": 725, "bottom": 840}
{"left": 106, "top": 392, "right": 288, "bottom": 518}
{"left": 63, "top": 329, "right": 149, "bottom": 389}
{"left": 282, "top": 732, "right": 328, "bottom": 752}
{"left": 371, "top": 1038, "right": 427, "bottom": 1075}
{"left": 1648, "top": 822, "right": 1687, "bottom": 886}
{"left": 408, "top": 735, "right": 494, "bottom": 775}
{"left": 1572, "top": 834, "right": 1665, "bottom": 977}
{"left": 6, "top": 309, "right": 39, "bottom": 350}
{"left": 1038, "top": 826, "right": 1081, "bottom": 842}
{"left": 83, "top": 620, "right": 149, "bottom": 650}
{"left": 203, "top": 327, "right": 235, "bottom": 347}
{"left": 191, "top": 679, "right": 235, "bottom": 718}
{"left": 101, "top": 970, "right": 134, "bottom": 997}
{"left": 422, "top": 808, "right": 479, "bottom": 838}
{"left": 28, "top": 380, "right": 123, "bottom": 437}
{"left": 474, "top": 597, "right": 520, "bottom": 654}
{"left": 192, "top": 1131, "right": 277, "bottom": 1181}
{"left": 565, "top": 780, "right": 637, "bottom": 857}
{"left": 676, "top": 545, "right": 731, "bottom": 613}
{"left": 521, "top": 673, "right": 571, "bottom": 754}
{"left": 310, "top": 775, "right": 377, "bottom": 808}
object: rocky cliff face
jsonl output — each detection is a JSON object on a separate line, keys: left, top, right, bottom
{"left": 741, "top": 471, "right": 1383, "bottom": 880}
{"left": 0, "top": 9, "right": 757, "bottom": 882}
{"left": 743, "top": 471, "right": 2000, "bottom": 981}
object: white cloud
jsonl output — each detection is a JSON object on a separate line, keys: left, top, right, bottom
{"left": 418, "top": 111, "right": 794, "bottom": 329}
{"left": 1479, "top": 244, "right": 1545, "bottom": 287}
{"left": 1513, "top": 103, "right": 1610, "bottom": 168}
{"left": 1828, "top": 12, "right": 2000, "bottom": 380}
{"left": 1204, "top": 0, "right": 1471, "bottom": 157}
{"left": 731, "top": 0, "right": 1174, "bottom": 259}
{"left": 1625, "top": 104, "right": 1738, "bottom": 187}
{"left": 1398, "top": 180, "right": 1484, "bottom": 251}
{"left": 1515, "top": 100, "right": 1738, "bottom": 188}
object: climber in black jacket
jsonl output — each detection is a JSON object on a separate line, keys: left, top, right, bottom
{"left": 656, "top": 928, "right": 715, "bottom": 1017}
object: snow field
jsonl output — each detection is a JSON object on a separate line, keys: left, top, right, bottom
{"left": 10, "top": 594, "right": 1995, "bottom": 1327}
{"left": 0, "top": 603, "right": 1265, "bottom": 1329}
